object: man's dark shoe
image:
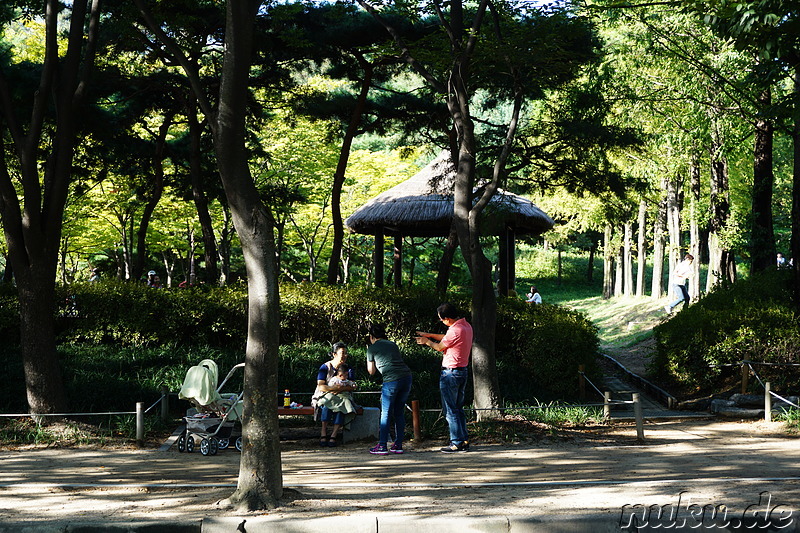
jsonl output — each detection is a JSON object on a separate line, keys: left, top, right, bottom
{"left": 440, "top": 442, "right": 468, "bottom": 453}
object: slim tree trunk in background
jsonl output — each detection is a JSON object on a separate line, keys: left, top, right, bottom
{"left": 791, "top": 69, "right": 800, "bottom": 307}
{"left": 750, "top": 87, "right": 776, "bottom": 274}
{"left": 133, "top": 111, "right": 174, "bottom": 281}
{"left": 218, "top": 206, "right": 232, "bottom": 286}
{"left": 666, "top": 173, "right": 682, "bottom": 278}
{"left": 186, "top": 95, "right": 220, "bottom": 285}
{"left": 707, "top": 112, "right": 735, "bottom": 290}
{"left": 587, "top": 238, "right": 597, "bottom": 283}
{"left": 689, "top": 154, "right": 701, "bottom": 299}
{"left": 651, "top": 187, "right": 667, "bottom": 298}
{"left": 614, "top": 228, "right": 623, "bottom": 297}
{"left": 623, "top": 222, "right": 633, "bottom": 296}
{"left": 436, "top": 228, "right": 458, "bottom": 294}
{"left": 326, "top": 61, "right": 374, "bottom": 284}
{"left": 636, "top": 200, "right": 647, "bottom": 297}
{"left": 603, "top": 224, "right": 613, "bottom": 299}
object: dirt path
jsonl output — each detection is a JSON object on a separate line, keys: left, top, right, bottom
{"left": 2, "top": 419, "right": 799, "bottom": 526}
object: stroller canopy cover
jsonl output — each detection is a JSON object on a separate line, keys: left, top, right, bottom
{"left": 178, "top": 359, "right": 223, "bottom": 407}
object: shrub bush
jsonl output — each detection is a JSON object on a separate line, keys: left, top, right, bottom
{"left": 651, "top": 269, "right": 800, "bottom": 394}
{"left": 1, "top": 281, "right": 600, "bottom": 412}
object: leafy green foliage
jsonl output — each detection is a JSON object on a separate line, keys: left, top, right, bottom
{"left": 54, "top": 281, "right": 247, "bottom": 348}
{"left": 651, "top": 269, "right": 799, "bottom": 393}
{"left": 496, "top": 298, "right": 601, "bottom": 400}
{"left": 1, "top": 281, "right": 599, "bottom": 412}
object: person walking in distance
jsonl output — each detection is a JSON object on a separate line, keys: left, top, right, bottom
{"left": 665, "top": 253, "right": 694, "bottom": 314}
{"left": 415, "top": 302, "right": 473, "bottom": 453}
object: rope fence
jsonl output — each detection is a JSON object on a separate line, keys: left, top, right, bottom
{"left": 744, "top": 363, "right": 800, "bottom": 422}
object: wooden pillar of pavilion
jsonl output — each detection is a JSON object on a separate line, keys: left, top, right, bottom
{"left": 497, "top": 227, "right": 516, "bottom": 297}
{"left": 393, "top": 236, "right": 403, "bottom": 289}
{"left": 374, "top": 231, "right": 384, "bottom": 288}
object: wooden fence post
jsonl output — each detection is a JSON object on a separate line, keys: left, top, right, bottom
{"left": 136, "top": 402, "right": 144, "bottom": 447}
{"left": 412, "top": 400, "right": 421, "bottom": 442}
{"left": 603, "top": 392, "right": 611, "bottom": 420}
{"left": 741, "top": 362, "right": 749, "bottom": 394}
{"left": 633, "top": 393, "right": 645, "bottom": 441}
{"left": 160, "top": 386, "right": 170, "bottom": 422}
{"left": 765, "top": 382, "right": 772, "bottom": 423}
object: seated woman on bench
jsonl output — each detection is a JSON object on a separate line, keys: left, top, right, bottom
{"left": 312, "top": 342, "right": 357, "bottom": 447}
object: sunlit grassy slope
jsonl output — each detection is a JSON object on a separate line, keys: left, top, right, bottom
{"left": 514, "top": 246, "right": 671, "bottom": 351}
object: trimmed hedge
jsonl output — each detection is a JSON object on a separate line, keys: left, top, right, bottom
{"left": 1, "top": 281, "right": 600, "bottom": 411}
{"left": 651, "top": 269, "right": 800, "bottom": 394}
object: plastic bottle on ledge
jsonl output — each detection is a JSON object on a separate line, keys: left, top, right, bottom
{"left": 283, "top": 389, "right": 291, "bottom": 407}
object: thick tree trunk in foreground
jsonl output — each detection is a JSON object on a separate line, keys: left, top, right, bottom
{"left": 135, "top": 0, "right": 284, "bottom": 509}
{"left": 214, "top": 1, "right": 282, "bottom": 509}
{"left": 0, "top": 0, "right": 100, "bottom": 414}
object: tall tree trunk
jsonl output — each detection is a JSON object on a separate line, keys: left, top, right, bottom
{"left": 636, "top": 200, "right": 647, "bottom": 297}
{"left": 651, "top": 186, "right": 667, "bottom": 298}
{"left": 216, "top": 1, "right": 282, "bottom": 509}
{"left": 186, "top": 95, "right": 220, "bottom": 285}
{"left": 689, "top": 154, "right": 701, "bottom": 299}
{"left": 218, "top": 205, "right": 232, "bottom": 286}
{"left": 0, "top": 0, "right": 100, "bottom": 414}
{"left": 614, "top": 233, "right": 623, "bottom": 297}
{"left": 666, "top": 173, "right": 682, "bottom": 277}
{"left": 587, "top": 238, "right": 597, "bottom": 283}
{"left": 751, "top": 87, "right": 776, "bottom": 274}
{"left": 358, "top": 0, "right": 502, "bottom": 418}
{"left": 603, "top": 224, "right": 613, "bottom": 299}
{"left": 791, "top": 68, "right": 800, "bottom": 308}
{"left": 436, "top": 228, "right": 458, "bottom": 295}
{"left": 135, "top": 0, "right": 283, "bottom": 509}
{"left": 707, "top": 113, "right": 734, "bottom": 290}
{"left": 133, "top": 111, "right": 174, "bottom": 281}
{"left": 623, "top": 222, "right": 633, "bottom": 296}
{"left": 326, "top": 60, "right": 374, "bottom": 284}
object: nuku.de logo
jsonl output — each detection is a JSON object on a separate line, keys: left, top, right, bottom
{"left": 618, "top": 491, "right": 796, "bottom": 529}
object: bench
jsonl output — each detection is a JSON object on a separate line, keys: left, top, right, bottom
{"left": 277, "top": 404, "right": 375, "bottom": 442}
{"left": 277, "top": 405, "right": 363, "bottom": 416}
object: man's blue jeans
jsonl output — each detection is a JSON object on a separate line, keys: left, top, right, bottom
{"left": 379, "top": 374, "right": 412, "bottom": 446}
{"left": 440, "top": 367, "right": 468, "bottom": 446}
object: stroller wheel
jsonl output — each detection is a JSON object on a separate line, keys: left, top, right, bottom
{"left": 177, "top": 432, "right": 187, "bottom": 452}
{"left": 218, "top": 438, "right": 229, "bottom": 450}
{"left": 235, "top": 436, "right": 243, "bottom": 452}
{"left": 201, "top": 438, "right": 219, "bottom": 456}
{"left": 186, "top": 435, "right": 195, "bottom": 453}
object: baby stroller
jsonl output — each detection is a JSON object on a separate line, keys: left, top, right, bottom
{"left": 177, "top": 360, "right": 244, "bottom": 456}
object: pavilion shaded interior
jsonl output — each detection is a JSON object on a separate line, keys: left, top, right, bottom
{"left": 345, "top": 152, "right": 555, "bottom": 293}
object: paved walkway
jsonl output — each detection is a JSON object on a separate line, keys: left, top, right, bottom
{"left": 2, "top": 419, "right": 800, "bottom": 532}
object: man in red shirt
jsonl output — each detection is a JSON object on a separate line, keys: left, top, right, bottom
{"left": 416, "top": 302, "right": 473, "bottom": 453}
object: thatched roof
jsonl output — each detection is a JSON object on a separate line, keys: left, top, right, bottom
{"left": 345, "top": 152, "right": 555, "bottom": 237}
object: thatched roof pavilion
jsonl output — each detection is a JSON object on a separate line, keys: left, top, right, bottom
{"left": 345, "top": 151, "right": 555, "bottom": 292}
